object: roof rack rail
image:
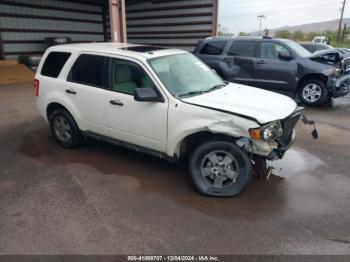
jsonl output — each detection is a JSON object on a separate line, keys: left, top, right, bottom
{"left": 235, "top": 36, "right": 263, "bottom": 39}
{"left": 205, "top": 36, "right": 235, "bottom": 40}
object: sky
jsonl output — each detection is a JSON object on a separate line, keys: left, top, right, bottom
{"left": 219, "top": 0, "right": 350, "bottom": 35}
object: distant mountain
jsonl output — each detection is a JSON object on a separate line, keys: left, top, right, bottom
{"left": 249, "top": 18, "right": 350, "bottom": 36}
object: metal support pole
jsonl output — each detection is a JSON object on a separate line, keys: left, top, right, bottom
{"left": 212, "top": 0, "right": 219, "bottom": 36}
{"left": 109, "top": 0, "right": 127, "bottom": 42}
{"left": 342, "top": 23, "right": 347, "bottom": 43}
{"left": 337, "top": 0, "right": 346, "bottom": 43}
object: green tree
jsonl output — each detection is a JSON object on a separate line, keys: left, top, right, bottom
{"left": 306, "top": 31, "right": 318, "bottom": 41}
{"left": 292, "top": 30, "right": 304, "bottom": 41}
{"left": 218, "top": 31, "right": 234, "bottom": 36}
{"left": 275, "top": 30, "right": 292, "bottom": 39}
{"left": 239, "top": 32, "right": 249, "bottom": 36}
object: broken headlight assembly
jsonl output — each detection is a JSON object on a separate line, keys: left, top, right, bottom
{"left": 249, "top": 121, "right": 283, "bottom": 141}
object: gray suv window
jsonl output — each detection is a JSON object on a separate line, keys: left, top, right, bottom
{"left": 228, "top": 41, "right": 256, "bottom": 57}
{"left": 260, "top": 42, "right": 290, "bottom": 59}
{"left": 200, "top": 41, "right": 227, "bottom": 55}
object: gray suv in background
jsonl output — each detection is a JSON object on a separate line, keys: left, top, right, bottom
{"left": 194, "top": 36, "right": 349, "bottom": 106}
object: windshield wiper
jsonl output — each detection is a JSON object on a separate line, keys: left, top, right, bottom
{"left": 178, "top": 90, "right": 208, "bottom": 98}
{"left": 205, "top": 83, "right": 228, "bottom": 92}
{"left": 178, "top": 82, "right": 228, "bottom": 98}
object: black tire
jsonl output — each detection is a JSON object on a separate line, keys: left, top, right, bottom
{"left": 18, "top": 55, "right": 42, "bottom": 67}
{"left": 49, "top": 109, "right": 82, "bottom": 149}
{"left": 189, "top": 141, "right": 252, "bottom": 197}
{"left": 44, "top": 37, "right": 71, "bottom": 48}
{"left": 299, "top": 79, "right": 329, "bottom": 106}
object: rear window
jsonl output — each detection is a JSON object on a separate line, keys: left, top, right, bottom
{"left": 41, "top": 52, "right": 71, "bottom": 78}
{"left": 228, "top": 41, "right": 256, "bottom": 57}
{"left": 68, "top": 54, "right": 107, "bottom": 88}
{"left": 199, "top": 41, "right": 227, "bottom": 55}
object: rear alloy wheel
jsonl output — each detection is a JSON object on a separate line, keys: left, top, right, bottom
{"left": 299, "top": 79, "right": 329, "bottom": 106}
{"left": 49, "top": 109, "right": 82, "bottom": 148}
{"left": 189, "top": 141, "right": 252, "bottom": 197}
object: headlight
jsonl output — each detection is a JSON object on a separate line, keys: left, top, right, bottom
{"left": 331, "top": 67, "right": 341, "bottom": 76}
{"left": 249, "top": 121, "right": 283, "bottom": 141}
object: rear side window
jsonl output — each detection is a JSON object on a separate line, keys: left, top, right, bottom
{"left": 228, "top": 41, "right": 256, "bottom": 57}
{"left": 69, "top": 54, "right": 107, "bottom": 88}
{"left": 41, "top": 52, "right": 71, "bottom": 78}
{"left": 199, "top": 41, "right": 227, "bottom": 55}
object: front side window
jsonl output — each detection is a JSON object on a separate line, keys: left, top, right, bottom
{"left": 69, "top": 54, "right": 107, "bottom": 88}
{"left": 199, "top": 41, "right": 227, "bottom": 55}
{"left": 281, "top": 39, "right": 311, "bottom": 57}
{"left": 301, "top": 45, "right": 314, "bottom": 53}
{"left": 228, "top": 41, "right": 256, "bottom": 57}
{"left": 110, "top": 58, "right": 154, "bottom": 95}
{"left": 259, "top": 42, "right": 290, "bottom": 59}
{"left": 41, "top": 51, "right": 71, "bottom": 78}
{"left": 149, "top": 53, "right": 225, "bottom": 98}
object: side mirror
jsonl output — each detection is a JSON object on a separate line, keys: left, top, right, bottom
{"left": 134, "top": 87, "right": 163, "bottom": 102}
{"left": 279, "top": 51, "right": 293, "bottom": 60}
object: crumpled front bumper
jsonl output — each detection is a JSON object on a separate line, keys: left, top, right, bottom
{"left": 237, "top": 111, "right": 317, "bottom": 161}
{"left": 237, "top": 111, "right": 301, "bottom": 160}
{"left": 266, "top": 129, "right": 296, "bottom": 160}
{"left": 328, "top": 76, "right": 350, "bottom": 98}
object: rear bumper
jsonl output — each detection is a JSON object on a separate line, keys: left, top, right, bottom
{"left": 35, "top": 97, "right": 48, "bottom": 122}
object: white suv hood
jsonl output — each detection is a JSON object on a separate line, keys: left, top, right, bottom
{"left": 182, "top": 83, "right": 297, "bottom": 124}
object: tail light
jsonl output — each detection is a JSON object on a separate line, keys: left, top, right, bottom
{"left": 33, "top": 79, "right": 39, "bottom": 96}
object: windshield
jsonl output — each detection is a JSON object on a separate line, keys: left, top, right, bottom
{"left": 149, "top": 53, "right": 226, "bottom": 98}
{"left": 282, "top": 39, "right": 311, "bottom": 57}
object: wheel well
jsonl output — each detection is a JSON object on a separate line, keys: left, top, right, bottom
{"left": 298, "top": 74, "right": 327, "bottom": 90}
{"left": 46, "top": 102, "right": 69, "bottom": 120}
{"left": 178, "top": 131, "right": 236, "bottom": 158}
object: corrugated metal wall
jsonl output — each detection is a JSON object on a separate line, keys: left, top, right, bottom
{"left": 0, "top": 0, "right": 218, "bottom": 60}
{"left": 0, "top": 0, "right": 105, "bottom": 60}
{"left": 125, "top": 0, "right": 217, "bottom": 51}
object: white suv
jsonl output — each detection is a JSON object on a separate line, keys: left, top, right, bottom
{"left": 35, "top": 43, "right": 302, "bottom": 197}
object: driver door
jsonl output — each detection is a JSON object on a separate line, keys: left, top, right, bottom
{"left": 106, "top": 57, "right": 168, "bottom": 153}
{"left": 254, "top": 41, "right": 297, "bottom": 94}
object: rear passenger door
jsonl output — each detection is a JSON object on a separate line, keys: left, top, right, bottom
{"left": 65, "top": 53, "right": 110, "bottom": 136}
{"left": 221, "top": 40, "right": 258, "bottom": 86}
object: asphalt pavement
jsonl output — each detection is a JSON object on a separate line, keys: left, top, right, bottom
{"left": 0, "top": 82, "right": 349, "bottom": 255}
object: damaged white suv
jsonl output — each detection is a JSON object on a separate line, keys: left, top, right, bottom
{"left": 35, "top": 43, "right": 310, "bottom": 197}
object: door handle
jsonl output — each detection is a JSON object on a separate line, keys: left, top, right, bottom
{"left": 65, "top": 88, "right": 77, "bottom": 95}
{"left": 109, "top": 99, "right": 124, "bottom": 106}
{"left": 222, "top": 57, "right": 231, "bottom": 63}
{"left": 257, "top": 60, "right": 266, "bottom": 65}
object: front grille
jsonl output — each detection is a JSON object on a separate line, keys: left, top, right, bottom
{"left": 278, "top": 112, "right": 301, "bottom": 146}
{"left": 341, "top": 57, "right": 350, "bottom": 73}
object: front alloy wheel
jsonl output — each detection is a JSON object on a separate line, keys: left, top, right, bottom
{"left": 200, "top": 151, "right": 239, "bottom": 188}
{"left": 299, "top": 79, "right": 329, "bottom": 106}
{"left": 189, "top": 141, "right": 252, "bottom": 197}
{"left": 302, "top": 83, "right": 322, "bottom": 103}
